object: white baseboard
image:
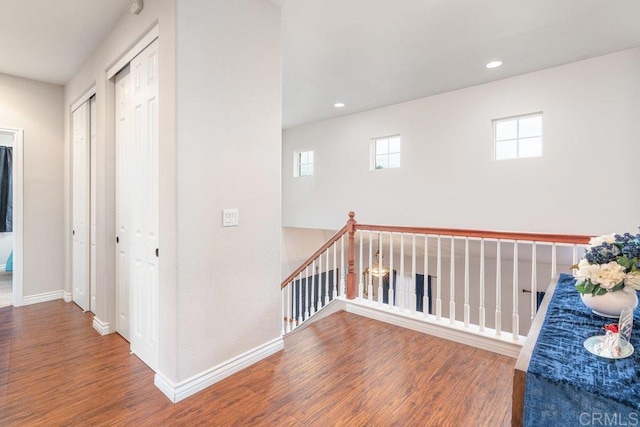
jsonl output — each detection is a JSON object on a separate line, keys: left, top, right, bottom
{"left": 92, "top": 316, "right": 112, "bottom": 335}
{"left": 155, "top": 336, "right": 284, "bottom": 403}
{"left": 345, "top": 299, "right": 524, "bottom": 358}
{"left": 22, "top": 290, "right": 65, "bottom": 306}
{"left": 62, "top": 290, "right": 72, "bottom": 302}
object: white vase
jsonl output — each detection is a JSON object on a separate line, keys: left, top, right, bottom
{"left": 580, "top": 290, "right": 639, "bottom": 318}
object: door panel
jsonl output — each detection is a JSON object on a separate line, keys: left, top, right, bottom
{"left": 90, "top": 96, "right": 97, "bottom": 313}
{"left": 116, "top": 66, "right": 131, "bottom": 341}
{"left": 72, "top": 102, "right": 90, "bottom": 311}
{"left": 116, "top": 39, "right": 159, "bottom": 370}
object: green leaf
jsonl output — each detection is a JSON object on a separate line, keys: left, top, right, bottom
{"left": 576, "top": 283, "right": 586, "bottom": 293}
{"left": 595, "top": 287, "right": 608, "bottom": 296}
{"left": 584, "top": 281, "right": 595, "bottom": 294}
{"left": 617, "top": 256, "right": 632, "bottom": 270}
{"left": 611, "top": 281, "right": 625, "bottom": 292}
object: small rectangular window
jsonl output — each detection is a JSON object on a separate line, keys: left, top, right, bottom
{"left": 294, "top": 150, "right": 314, "bottom": 177}
{"left": 372, "top": 135, "right": 401, "bottom": 170}
{"left": 493, "top": 113, "right": 542, "bottom": 160}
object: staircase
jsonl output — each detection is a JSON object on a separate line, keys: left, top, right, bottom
{"left": 281, "top": 212, "right": 590, "bottom": 357}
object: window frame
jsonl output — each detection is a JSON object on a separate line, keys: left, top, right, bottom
{"left": 370, "top": 134, "right": 401, "bottom": 170}
{"left": 293, "top": 150, "right": 314, "bottom": 177}
{"left": 493, "top": 112, "right": 543, "bottom": 161}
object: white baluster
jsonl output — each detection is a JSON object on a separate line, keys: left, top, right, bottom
{"left": 368, "top": 231, "right": 373, "bottom": 303}
{"left": 450, "top": 236, "right": 455, "bottom": 325}
{"left": 389, "top": 233, "right": 394, "bottom": 308}
{"left": 399, "top": 233, "right": 405, "bottom": 310}
{"left": 340, "top": 235, "right": 345, "bottom": 296}
{"left": 333, "top": 242, "right": 338, "bottom": 300}
{"left": 464, "top": 237, "right": 470, "bottom": 329}
{"left": 479, "top": 239, "right": 485, "bottom": 331}
{"left": 512, "top": 241, "right": 519, "bottom": 340}
{"left": 436, "top": 235, "right": 442, "bottom": 320}
{"left": 324, "top": 249, "right": 330, "bottom": 305}
{"left": 291, "top": 279, "right": 298, "bottom": 330}
{"left": 304, "top": 266, "right": 313, "bottom": 320}
{"left": 551, "top": 243, "right": 557, "bottom": 280}
{"left": 531, "top": 242, "right": 537, "bottom": 321}
{"left": 298, "top": 272, "right": 303, "bottom": 325}
{"left": 310, "top": 261, "right": 316, "bottom": 316}
{"left": 285, "top": 282, "right": 291, "bottom": 333}
{"left": 412, "top": 234, "right": 417, "bottom": 315}
{"left": 378, "top": 233, "right": 384, "bottom": 306}
{"left": 311, "top": 257, "right": 322, "bottom": 314}
{"left": 495, "top": 240, "right": 502, "bottom": 336}
{"left": 281, "top": 286, "right": 285, "bottom": 336}
{"left": 314, "top": 254, "right": 323, "bottom": 311}
{"left": 358, "top": 232, "right": 363, "bottom": 299}
{"left": 424, "top": 234, "right": 429, "bottom": 318}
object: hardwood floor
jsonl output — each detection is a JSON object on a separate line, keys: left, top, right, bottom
{"left": 0, "top": 300, "right": 514, "bottom": 426}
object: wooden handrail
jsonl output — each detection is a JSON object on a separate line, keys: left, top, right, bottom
{"left": 281, "top": 212, "right": 591, "bottom": 301}
{"left": 280, "top": 224, "right": 348, "bottom": 289}
{"left": 356, "top": 224, "right": 591, "bottom": 245}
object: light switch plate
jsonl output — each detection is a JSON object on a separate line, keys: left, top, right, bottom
{"left": 222, "top": 209, "right": 239, "bottom": 227}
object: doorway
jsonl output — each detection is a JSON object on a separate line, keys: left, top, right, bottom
{"left": 0, "top": 127, "right": 23, "bottom": 308}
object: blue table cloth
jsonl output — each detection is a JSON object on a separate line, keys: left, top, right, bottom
{"left": 523, "top": 273, "right": 640, "bottom": 426}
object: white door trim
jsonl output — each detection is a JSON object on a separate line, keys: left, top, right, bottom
{"left": 71, "top": 85, "right": 97, "bottom": 113}
{"left": 107, "top": 25, "right": 159, "bottom": 80}
{"left": 0, "top": 126, "right": 24, "bottom": 307}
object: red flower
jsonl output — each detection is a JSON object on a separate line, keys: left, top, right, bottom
{"left": 604, "top": 323, "right": 619, "bottom": 333}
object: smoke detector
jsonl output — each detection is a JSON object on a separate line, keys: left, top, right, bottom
{"left": 130, "top": 0, "right": 143, "bottom": 15}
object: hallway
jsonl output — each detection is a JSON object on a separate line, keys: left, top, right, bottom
{"left": 0, "top": 300, "right": 514, "bottom": 425}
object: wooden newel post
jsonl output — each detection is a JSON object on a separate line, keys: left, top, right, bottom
{"left": 346, "top": 211, "right": 357, "bottom": 299}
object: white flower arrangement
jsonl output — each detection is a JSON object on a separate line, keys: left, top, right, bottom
{"left": 573, "top": 232, "right": 640, "bottom": 296}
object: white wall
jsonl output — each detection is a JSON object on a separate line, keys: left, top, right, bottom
{"left": 64, "top": 0, "right": 178, "bottom": 380}
{"left": 175, "top": 0, "right": 281, "bottom": 382}
{"left": 281, "top": 227, "right": 338, "bottom": 280}
{"left": 283, "top": 47, "right": 640, "bottom": 236}
{"left": 0, "top": 73, "right": 64, "bottom": 296}
{"left": 64, "top": 0, "right": 281, "bottom": 393}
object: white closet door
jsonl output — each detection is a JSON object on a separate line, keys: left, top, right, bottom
{"left": 72, "top": 102, "right": 90, "bottom": 311}
{"left": 90, "top": 96, "right": 97, "bottom": 313}
{"left": 130, "top": 39, "right": 159, "bottom": 370}
{"left": 116, "top": 66, "right": 132, "bottom": 341}
{"left": 116, "top": 39, "right": 159, "bottom": 370}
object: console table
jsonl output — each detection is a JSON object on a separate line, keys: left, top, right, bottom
{"left": 512, "top": 273, "right": 640, "bottom": 426}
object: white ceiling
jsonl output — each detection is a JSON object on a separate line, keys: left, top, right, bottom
{"left": 2, "top": 1, "right": 640, "bottom": 129}
{"left": 0, "top": 0, "right": 131, "bottom": 84}
{"left": 282, "top": 0, "right": 640, "bottom": 128}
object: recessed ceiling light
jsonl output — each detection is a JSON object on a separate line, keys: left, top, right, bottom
{"left": 334, "top": 102, "right": 345, "bottom": 108}
{"left": 486, "top": 61, "right": 503, "bottom": 69}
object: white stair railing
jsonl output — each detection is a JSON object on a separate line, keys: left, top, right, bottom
{"left": 282, "top": 212, "right": 591, "bottom": 344}
{"left": 281, "top": 224, "right": 348, "bottom": 333}
{"left": 351, "top": 225, "right": 590, "bottom": 341}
